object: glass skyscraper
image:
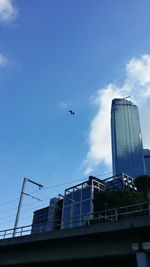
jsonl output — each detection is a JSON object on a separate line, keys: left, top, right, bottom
{"left": 143, "top": 149, "right": 150, "bottom": 176}
{"left": 111, "top": 98, "right": 146, "bottom": 178}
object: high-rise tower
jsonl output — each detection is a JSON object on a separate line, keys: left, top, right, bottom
{"left": 111, "top": 98, "right": 146, "bottom": 178}
{"left": 143, "top": 149, "right": 150, "bottom": 176}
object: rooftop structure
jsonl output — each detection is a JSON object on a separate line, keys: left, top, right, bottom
{"left": 104, "top": 173, "right": 137, "bottom": 191}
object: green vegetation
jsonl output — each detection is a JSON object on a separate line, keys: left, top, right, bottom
{"left": 89, "top": 176, "right": 150, "bottom": 225}
{"left": 93, "top": 189, "right": 146, "bottom": 212}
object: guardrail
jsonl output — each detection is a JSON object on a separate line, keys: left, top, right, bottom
{"left": 0, "top": 201, "right": 149, "bottom": 240}
{"left": 89, "top": 201, "right": 150, "bottom": 224}
{"left": 0, "top": 224, "right": 32, "bottom": 240}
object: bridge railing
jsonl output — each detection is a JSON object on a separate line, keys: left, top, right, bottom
{"left": 61, "top": 201, "right": 150, "bottom": 227}
{"left": 0, "top": 201, "right": 149, "bottom": 240}
{"left": 89, "top": 201, "right": 150, "bottom": 224}
{"left": 0, "top": 224, "right": 32, "bottom": 240}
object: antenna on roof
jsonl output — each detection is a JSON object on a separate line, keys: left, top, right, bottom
{"left": 122, "top": 96, "right": 130, "bottom": 100}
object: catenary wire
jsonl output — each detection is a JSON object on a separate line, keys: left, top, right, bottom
{"left": 0, "top": 165, "right": 143, "bottom": 224}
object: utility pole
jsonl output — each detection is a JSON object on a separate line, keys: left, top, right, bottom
{"left": 13, "top": 177, "right": 43, "bottom": 237}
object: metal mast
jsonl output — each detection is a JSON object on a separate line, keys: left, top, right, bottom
{"left": 13, "top": 177, "right": 43, "bottom": 237}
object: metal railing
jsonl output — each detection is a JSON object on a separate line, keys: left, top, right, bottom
{"left": 89, "top": 201, "right": 150, "bottom": 224}
{"left": 0, "top": 201, "right": 149, "bottom": 240}
{"left": 0, "top": 224, "right": 32, "bottom": 240}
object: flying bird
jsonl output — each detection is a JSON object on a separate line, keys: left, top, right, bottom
{"left": 68, "top": 110, "right": 75, "bottom": 115}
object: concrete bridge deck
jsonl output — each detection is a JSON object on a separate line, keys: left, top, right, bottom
{"left": 0, "top": 215, "right": 150, "bottom": 266}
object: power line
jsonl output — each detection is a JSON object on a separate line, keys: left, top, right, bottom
{"left": 0, "top": 206, "right": 19, "bottom": 214}
{"left": 0, "top": 171, "right": 113, "bottom": 208}
{"left": 0, "top": 197, "right": 19, "bottom": 208}
{"left": 0, "top": 166, "right": 143, "bottom": 220}
{"left": 0, "top": 177, "right": 85, "bottom": 209}
{"left": 0, "top": 197, "right": 51, "bottom": 222}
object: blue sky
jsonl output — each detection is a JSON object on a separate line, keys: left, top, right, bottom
{"left": 1, "top": 0, "right": 150, "bottom": 230}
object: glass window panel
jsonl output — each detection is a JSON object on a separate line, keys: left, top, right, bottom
{"left": 64, "top": 193, "right": 73, "bottom": 206}
{"left": 81, "top": 200, "right": 91, "bottom": 214}
{"left": 63, "top": 206, "right": 71, "bottom": 218}
{"left": 63, "top": 218, "right": 70, "bottom": 229}
{"left": 72, "top": 203, "right": 80, "bottom": 217}
{"left": 73, "top": 190, "right": 81, "bottom": 202}
{"left": 82, "top": 187, "right": 91, "bottom": 200}
{"left": 71, "top": 221, "right": 81, "bottom": 227}
{"left": 71, "top": 203, "right": 81, "bottom": 227}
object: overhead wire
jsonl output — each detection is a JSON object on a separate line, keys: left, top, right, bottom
{"left": 0, "top": 164, "right": 141, "bottom": 209}
{"left": 0, "top": 176, "right": 87, "bottom": 209}
{"left": 0, "top": 197, "right": 20, "bottom": 208}
{"left": 0, "top": 177, "right": 87, "bottom": 225}
{"left": 0, "top": 166, "right": 143, "bottom": 228}
{"left": 0, "top": 169, "right": 117, "bottom": 209}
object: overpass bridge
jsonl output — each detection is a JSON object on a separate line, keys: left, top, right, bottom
{"left": 0, "top": 203, "right": 150, "bottom": 266}
{"left": 0, "top": 215, "right": 150, "bottom": 266}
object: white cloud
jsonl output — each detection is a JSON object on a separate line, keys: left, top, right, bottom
{"left": 83, "top": 54, "right": 150, "bottom": 175}
{"left": 83, "top": 167, "right": 93, "bottom": 175}
{"left": 0, "top": 0, "right": 18, "bottom": 23}
{"left": 0, "top": 53, "right": 8, "bottom": 67}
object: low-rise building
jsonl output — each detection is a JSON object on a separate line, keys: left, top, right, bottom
{"left": 61, "top": 176, "right": 105, "bottom": 229}
{"left": 31, "top": 173, "right": 137, "bottom": 233}
{"left": 31, "top": 206, "right": 49, "bottom": 234}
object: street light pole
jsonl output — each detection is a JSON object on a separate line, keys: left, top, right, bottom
{"left": 13, "top": 177, "right": 43, "bottom": 237}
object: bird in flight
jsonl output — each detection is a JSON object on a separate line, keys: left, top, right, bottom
{"left": 68, "top": 110, "right": 75, "bottom": 115}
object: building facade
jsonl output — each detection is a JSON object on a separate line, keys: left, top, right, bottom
{"left": 111, "top": 98, "right": 146, "bottom": 178}
{"left": 61, "top": 176, "right": 105, "bottom": 229}
{"left": 31, "top": 206, "right": 49, "bottom": 234}
{"left": 31, "top": 174, "right": 138, "bottom": 233}
{"left": 31, "top": 198, "right": 62, "bottom": 234}
{"left": 103, "top": 173, "right": 137, "bottom": 191}
{"left": 143, "top": 149, "right": 150, "bottom": 176}
{"left": 46, "top": 197, "right": 62, "bottom": 231}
